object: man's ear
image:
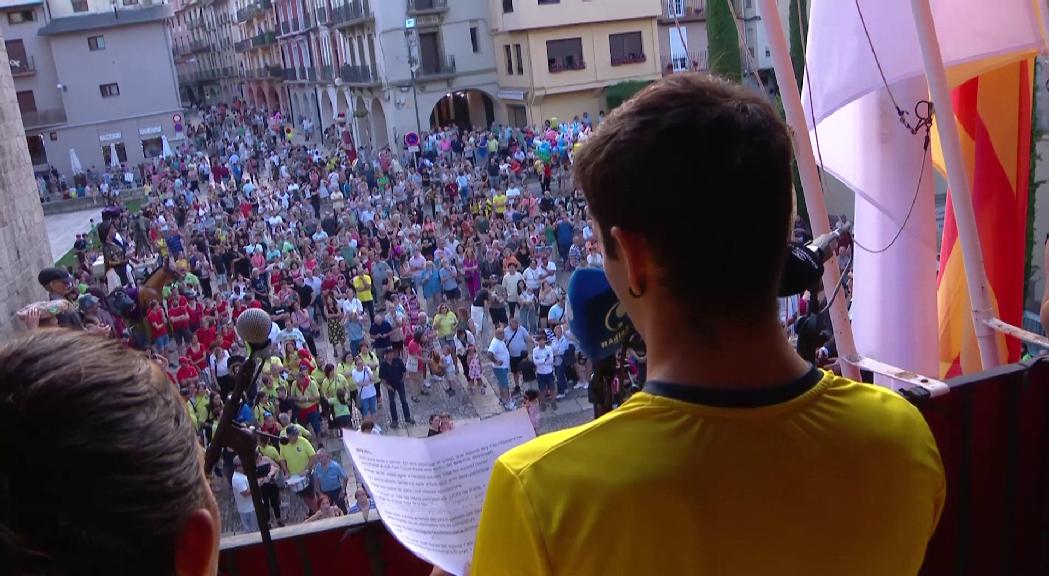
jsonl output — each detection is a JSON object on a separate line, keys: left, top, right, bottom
{"left": 608, "top": 226, "right": 650, "bottom": 296}
{"left": 175, "top": 508, "right": 220, "bottom": 576}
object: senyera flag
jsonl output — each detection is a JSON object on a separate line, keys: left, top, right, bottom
{"left": 933, "top": 59, "right": 1034, "bottom": 377}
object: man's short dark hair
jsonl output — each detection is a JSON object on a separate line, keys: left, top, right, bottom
{"left": 574, "top": 73, "right": 794, "bottom": 327}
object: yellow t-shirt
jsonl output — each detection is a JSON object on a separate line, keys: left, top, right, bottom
{"left": 433, "top": 311, "right": 458, "bottom": 338}
{"left": 493, "top": 194, "right": 507, "bottom": 215}
{"left": 353, "top": 274, "right": 373, "bottom": 303}
{"left": 472, "top": 370, "right": 945, "bottom": 576}
{"left": 320, "top": 374, "right": 349, "bottom": 398}
{"left": 260, "top": 444, "right": 281, "bottom": 464}
{"left": 279, "top": 437, "right": 316, "bottom": 475}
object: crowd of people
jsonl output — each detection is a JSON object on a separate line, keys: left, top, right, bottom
{"left": 22, "top": 101, "right": 615, "bottom": 532}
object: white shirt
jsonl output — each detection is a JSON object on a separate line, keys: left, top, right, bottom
{"left": 531, "top": 344, "right": 554, "bottom": 375}
{"left": 522, "top": 266, "right": 542, "bottom": 291}
{"left": 353, "top": 367, "right": 376, "bottom": 399}
{"left": 502, "top": 272, "right": 524, "bottom": 302}
{"left": 487, "top": 338, "right": 510, "bottom": 370}
{"left": 232, "top": 471, "right": 254, "bottom": 514}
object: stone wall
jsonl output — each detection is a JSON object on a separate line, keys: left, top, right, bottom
{"left": 0, "top": 28, "right": 54, "bottom": 338}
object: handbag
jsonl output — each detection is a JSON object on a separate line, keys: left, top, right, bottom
{"left": 406, "top": 354, "right": 420, "bottom": 373}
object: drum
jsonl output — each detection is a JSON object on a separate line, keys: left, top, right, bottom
{"left": 286, "top": 474, "right": 309, "bottom": 493}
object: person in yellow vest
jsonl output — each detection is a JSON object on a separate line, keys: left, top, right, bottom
{"left": 352, "top": 267, "right": 374, "bottom": 320}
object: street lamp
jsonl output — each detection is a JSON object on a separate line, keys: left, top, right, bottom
{"left": 404, "top": 19, "right": 422, "bottom": 137}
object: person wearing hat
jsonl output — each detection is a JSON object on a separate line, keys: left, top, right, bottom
{"left": 21, "top": 267, "right": 84, "bottom": 330}
{"left": 230, "top": 456, "right": 258, "bottom": 532}
{"left": 77, "top": 294, "right": 110, "bottom": 335}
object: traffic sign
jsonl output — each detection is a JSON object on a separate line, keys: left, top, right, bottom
{"left": 405, "top": 17, "right": 415, "bottom": 29}
{"left": 404, "top": 131, "right": 420, "bottom": 147}
{"left": 172, "top": 113, "right": 183, "bottom": 123}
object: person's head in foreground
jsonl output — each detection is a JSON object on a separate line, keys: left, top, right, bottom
{"left": 0, "top": 330, "right": 219, "bottom": 575}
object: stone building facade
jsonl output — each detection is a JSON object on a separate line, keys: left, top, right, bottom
{"left": 0, "top": 27, "right": 53, "bottom": 338}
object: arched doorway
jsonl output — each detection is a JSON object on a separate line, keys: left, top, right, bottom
{"left": 292, "top": 93, "right": 302, "bottom": 123}
{"left": 429, "top": 89, "right": 495, "bottom": 131}
{"left": 354, "top": 95, "right": 372, "bottom": 147}
{"left": 319, "top": 89, "right": 333, "bottom": 131}
{"left": 370, "top": 97, "right": 388, "bottom": 149}
{"left": 268, "top": 86, "right": 281, "bottom": 114}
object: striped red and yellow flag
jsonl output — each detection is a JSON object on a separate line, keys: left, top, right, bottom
{"left": 933, "top": 58, "right": 1034, "bottom": 378}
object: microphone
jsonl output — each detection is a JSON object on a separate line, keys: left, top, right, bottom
{"left": 777, "top": 221, "right": 852, "bottom": 297}
{"left": 567, "top": 268, "right": 634, "bottom": 361}
{"left": 236, "top": 308, "right": 272, "bottom": 354}
{"left": 568, "top": 221, "right": 854, "bottom": 361}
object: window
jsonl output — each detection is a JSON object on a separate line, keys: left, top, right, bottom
{"left": 99, "top": 83, "right": 120, "bottom": 97}
{"left": 667, "top": 0, "right": 684, "bottom": 17}
{"left": 123, "top": 0, "right": 139, "bottom": 5}
{"left": 672, "top": 55, "right": 689, "bottom": 72}
{"left": 88, "top": 36, "right": 106, "bottom": 51}
{"left": 538, "top": 0, "right": 560, "bottom": 3}
{"left": 71, "top": 0, "right": 88, "bottom": 12}
{"left": 7, "top": 9, "right": 34, "bottom": 24}
{"left": 26, "top": 134, "right": 47, "bottom": 166}
{"left": 513, "top": 44, "right": 523, "bottom": 74}
{"left": 609, "top": 31, "right": 645, "bottom": 66}
{"left": 470, "top": 26, "right": 479, "bottom": 53}
{"left": 6, "top": 40, "right": 31, "bottom": 74}
{"left": 502, "top": 0, "right": 513, "bottom": 13}
{"left": 16, "top": 90, "right": 36, "bottom": 114}
{"left": 745, "top": 0, "right": 752, "bottom": 8}
{"left": 503, "top": 45, "right": 513, "bottom": 75}
{"left": 546, "top": 37, "right": 583, "bottom": 72}
{"left": 507, "top": 104, "right": 527, "bottom": 127}
{"left": 141, "top": 136, "right": 163, "bottom": 159}
{"left": 101, "top": 143, "right": 128, "bottom": 166}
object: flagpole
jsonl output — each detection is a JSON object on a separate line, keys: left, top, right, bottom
{"left": 908, "top": 0, "right": 1000, "bottom": 370}
{"left": 754, "top": 0, "right": 860, "bottom": 380}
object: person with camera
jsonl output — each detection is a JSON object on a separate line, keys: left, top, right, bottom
{"left": 471, "top": 74, "right": 945, "bottom": 575}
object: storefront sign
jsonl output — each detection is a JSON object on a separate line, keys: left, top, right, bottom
{"left": 98, "top": 132, "right": 122, "bottom": 142}
{"left": 139, "top": 126, "right": 162, "bottom": 136}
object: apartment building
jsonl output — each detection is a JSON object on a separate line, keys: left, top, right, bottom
{"left": 658, "top": 0, "right": 790, "bottom": 90}
{"left": 235, "top": 0, "right": 284, "bottom": 111}
{"left": 270, "top": 0, "right": 499, "bottom": 151}
{"left": 489, "top": 0, "right": 662, "bottom": 127}
{"left": 172, "top": 0, "right": 240, "bottom": 106}
{"left": 2, "top": 0, "right": 181, "bottom": 177}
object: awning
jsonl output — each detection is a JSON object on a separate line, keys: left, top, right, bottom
{"left": 497, "top": 89, "right": 528, "bottom": 102}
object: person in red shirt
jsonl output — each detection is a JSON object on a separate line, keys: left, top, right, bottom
{"left": 196, "top": 317, "right": 217, "bottom": 351}
{"left": 147, "top": 300, "right": 169, "bottom": 354}
{"left": 186, "top": 333, "right": 208, "bottom": 378}
{"left": 175, "top": 356, "right": 199, "bottom": 387}
{"left": 220, "top": 324, "right": 238, "bottom": 350}
{"left": 168, "top": 299, "right": 192, "bottom": 356}
{"left": 186, "top": 294, "right": 204, "bottom": 332}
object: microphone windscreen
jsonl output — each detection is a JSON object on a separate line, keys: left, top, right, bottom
{"left": 567, "top": 268, "right": 633, "bottom": 360}
{"left": 236, "top": 308, "right": 272, "bottom": 348}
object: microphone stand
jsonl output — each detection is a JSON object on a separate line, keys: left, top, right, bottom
{"left": 204, "top": 343, "right": 280, "bottom": 576}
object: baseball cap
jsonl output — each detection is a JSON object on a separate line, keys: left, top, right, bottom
{"left": 77, "top": 294, "right": 100, "bottom": 313}
{"left": 38, "top": 267, "right": 73, "bottom": 287}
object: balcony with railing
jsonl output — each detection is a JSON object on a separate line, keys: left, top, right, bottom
{"left": 319, "top": 64, "right": 333, "bottom": 82}
{"left": 340, "top": 63, "right": 379, "bottom": 85}
{"left": 548, "top": 58, "right": 586, "bottom": 73}
{"left": 190, "top": 39, "right": 211, "bottom": 53}
{"left": 660, "top": 0, "right": 705, "bottom": 22}
{"left": 407, "top": 0, "right": 447, "bottom": 16}
{"left": 332, "top": 0, "right": 373, "bottom": 28}
{"left": 659, "top": 49, "right": 708, "bottom": 75}
{"left": 21, "top": 107, "right": 67, "bottom": 129}
{"left": 264, "top": 64, "right": 284, "bottom": 79}
{"left": 610, "top": 51, "right": 647, "bottom": 67}
{"left": 251, "top": 30, "right": 277, "bottom": 47}
{"left": 9, "top": 55, "right": 35, "bottom": 77}
{"left": 234, "top": 38, "right": 252, "bottom": 52}
{"left": 279, "top": 20, "right": 290, "bottom": 35}
{"left": 304, "top": 65, "right": 317, "bottom": 81}
{"left": 282, "top": 67, "right": 297, "bottom": 81}
{"left": 417, "top": 54, "right": 456, "bottom": 80}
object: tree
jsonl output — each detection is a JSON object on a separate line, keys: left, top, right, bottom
{"left": 605, "top": 80, "right": 654, "bottom": 111}
{"left": 789, "top": 0, "right": 808, "bottom": 90}
{"left": 707, "top": 0, "right": 742, "bottom": 83}
{"left": 787, "top": 0, "right": 810, "bottom": 225}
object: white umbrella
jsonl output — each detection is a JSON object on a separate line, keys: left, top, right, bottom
{"left": 109, "top": 143, "right": 120, "bottom": 168}
{"left": 69, "top": 148, "right": 84, "bottom": 174}
{"left": 161, "top": 135, "right": 173, "bottom": 159}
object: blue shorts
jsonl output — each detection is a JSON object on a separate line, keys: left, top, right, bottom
{"left": 493, "top": 367, "right": 510, "bottom": 391}
{"left": 537, "top": 372, "right": 555, "bottom": 391}
{"left": 154, "top": 334, "right": 170, "bottom": 349}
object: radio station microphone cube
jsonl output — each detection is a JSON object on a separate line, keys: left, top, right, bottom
{"left": 568, "top": 268, "right": 634, "bottom": 361}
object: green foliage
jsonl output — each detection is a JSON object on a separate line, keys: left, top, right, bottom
{"left": 707, "top": 0, "right": 742, "bottom": 83}
{"left": 788, "top": 0, "right": 808, "bottom": 90}
{"left": 605, "top": 80, "right": 654, "bottom": 111}
{"left": 1025, "top": 79, "right": 1044, "bottom": 305}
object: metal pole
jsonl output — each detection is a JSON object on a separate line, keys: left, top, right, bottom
{"left": 411, "top": 69, "right": 422, "bottom": 135}
{"left": 755, "top": 0, "right": 861, "bottom": 380}
{"left": 908, "top": 0, "right": 1000, "bottom": 370}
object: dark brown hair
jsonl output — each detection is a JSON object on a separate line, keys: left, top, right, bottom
{"left": 0, "top": 330, "right": 211, "bottom": 574}
{"left": 574, "top": 73, "right": 794, "bottom": 326}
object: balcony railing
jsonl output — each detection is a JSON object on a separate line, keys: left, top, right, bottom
{"left": 417, "top": 54, "right": 456, "bottom": 79}
{"left": 190, "top": 39, "right": 211, "bottom": 53}
{"left": 280, "top": 21, "right": 290, "bottom": 35}
{"left": 251, "top": 30, "right": 277, "bottom": 47}
{"left": 282, "top": 67, "right": 297, "bottom": 80}
{"left": 319, "top": 64, "right": 333, "bottom": 82}
{"left": 301, "top": 13, "right": 312, "bottom": 30}
{"left": 291, "top": 18, "right": 299, "bottom": 31}
{"left": 548, "top": 58, "right": 586, "bottom": 73}
{"left": 9, "top": 54, "right": 35, "bottom": 77}
{"left": 236, "top": 5, "right": 257, "bottom": 22}
{"left": 304, "top": 66, "right": 317, "bottom": 81}
{"left": 265, "top": 64, "right": 284, "bottom": 78}
{"left": 234, "top": 38, "right": 252, "bottom": 52}
{"left": 340, "top": 63, "right": 379, "bottom": 85}
{"left": 659, "top": 50, "right": 708, "bottom": 74}
{"left": 332, "top": 0, "right": 373, "bottom": 27}
{"left": 660, "top": 0, "right": 705, "bottom": 22}
{"left": 610, "top": 52, "right": 647, "bottom": 66}
{"left": 315, "top": 6, "right": 329, "bottom": 26}
{"left": 21, "top": 107, "right": 67, "bottom": 129}
{"left": 407, "top": 0, "right": 447, "bottom": 15}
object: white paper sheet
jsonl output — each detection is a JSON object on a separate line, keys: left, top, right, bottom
{"left": 342, "top": 410, "right": 536, "bottom": 575}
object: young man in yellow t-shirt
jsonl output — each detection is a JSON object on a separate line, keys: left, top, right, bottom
{"left": 471, "top": 75, "right": 945, "bottom": 576}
